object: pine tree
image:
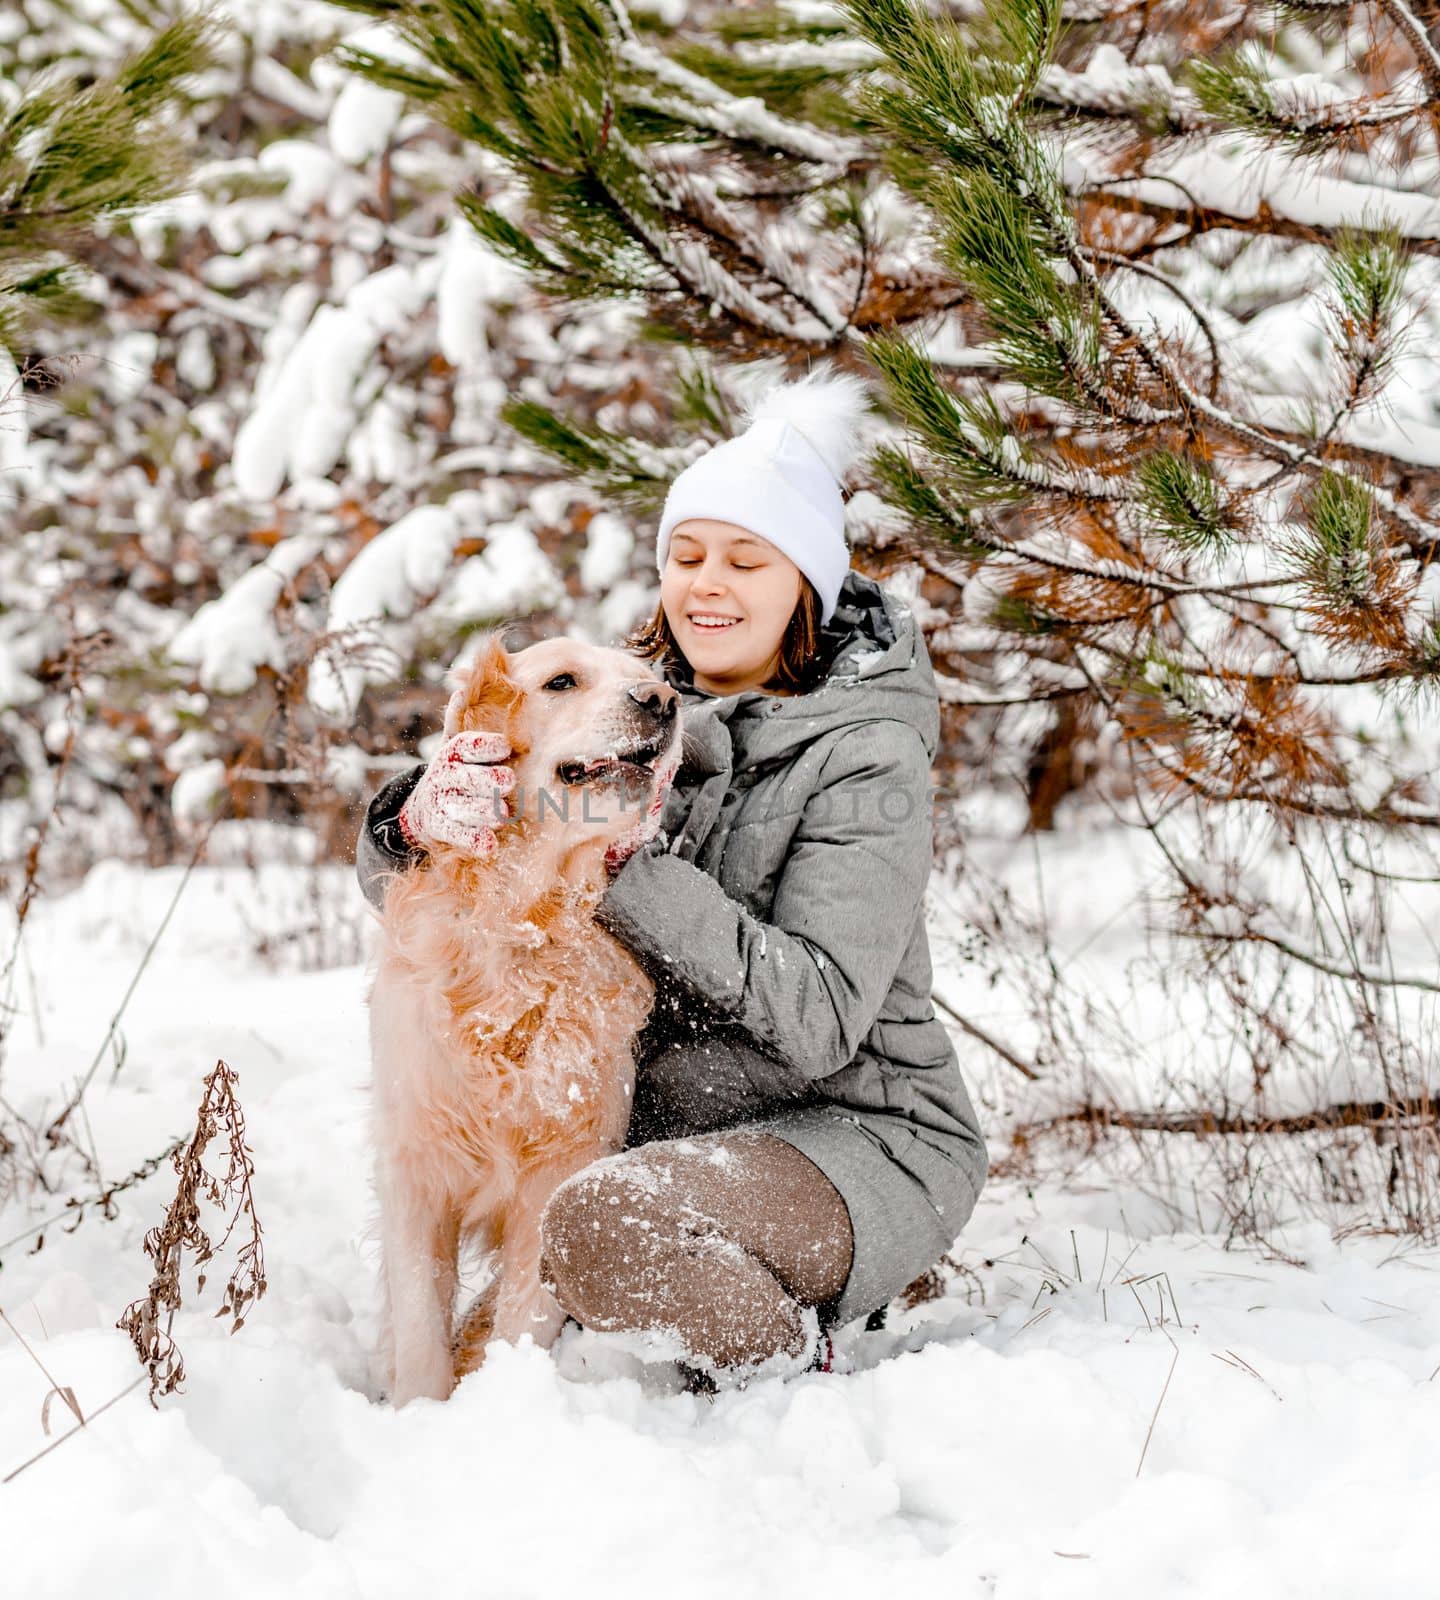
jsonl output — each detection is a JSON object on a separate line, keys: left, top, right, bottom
{"left": 854, "top": 0, "right": 1440, "bottom": 817}
{"left": 856, "top": 0, "right": 1440, "bottom": 1222}
{"left": 0, "top": 15, "right": 218, "bottom": 354}
{"left": 330, "top": 0, "right": 924, "bottom": 507}
{"left": 336, "top": 0, "right": 1440, "bottom": 1227}
{"left": 336, "top": 0, "right": 1440, "bottom": 829}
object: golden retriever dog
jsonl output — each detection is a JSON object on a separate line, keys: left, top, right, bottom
{"left": 368, "top": 631, "right": 681, "bottom": 1406}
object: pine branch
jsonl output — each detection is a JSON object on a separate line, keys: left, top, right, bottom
{"left": 1082, "top": 249, "right": 1224, "bottom": 400}
{"left": 500, "top": 398, "right": 684, "bottom": 507}
{"left": 869, "top": 334, "right": 1137, "bottom": 505}
{"left": 1192, "top": 51, "right": 1437, "bottom": 150}
{"left": 1373, "top": 0, "right": 1440, "bottom": 99}
{"left": 614, "top": 33, "right": 867, "bottom": 164}
{"left": 338, "top": 0, "right": 874, "bottom": 352}
{"left": 0, "top": 14, "right": 221, "bottom": 349}
{"left": 1134, "top": 452, "right": 1239, "bottom": 560}
{"left": 1061, "top": 214, "right": 1440, "bottom": 547}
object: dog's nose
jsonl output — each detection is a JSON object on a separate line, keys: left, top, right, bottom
{"left": 628, "top": 681, "right": 678, "bottom": 722}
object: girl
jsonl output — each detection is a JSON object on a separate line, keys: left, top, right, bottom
{"left": 358, "top": 372, "right": 988, "bottom": 1383}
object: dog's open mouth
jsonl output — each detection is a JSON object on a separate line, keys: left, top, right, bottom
{"left": 556, "top": 735, "right": 667, "bottom": 788}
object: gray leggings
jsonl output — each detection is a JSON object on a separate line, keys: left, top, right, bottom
{"left": 538, "top": 1130, "right": 854, "bottom": 1370}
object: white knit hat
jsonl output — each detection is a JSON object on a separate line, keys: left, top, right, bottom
{"left": 655, "top": 370, "right": 869, "bottom": 625}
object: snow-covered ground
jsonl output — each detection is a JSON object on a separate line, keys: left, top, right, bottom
{"left": 2, "top": 846, "right": 1438, "bottom": 1597}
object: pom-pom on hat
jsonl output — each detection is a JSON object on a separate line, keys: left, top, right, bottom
{"left": 656, "top": 369, "right": 869, "bottom": 625}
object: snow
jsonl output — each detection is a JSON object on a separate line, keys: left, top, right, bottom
{"left": 432, "top": 521, "right": 566, "bottom": 629}
{"left": 231, "top": 262, "right": 436, "bottom": 501}
{"left": 578, "top": 511, "right": 635, "bottom": 593}
{"left": 248, "top": 51, "right": 332, "bottom": 122}
{"left": 174, "top": 325, "right": 217, "bottom": 392}
{"left": 168, "top": 535, "right": 323, "bottom": 695}
{"left": 327, "top": 78, "right": 404, "bottom": 166}
{"left": 102, "top": 330, "right": 158, "bottom": 404}
{"left": 304, "top": 505, "right": 567, "bottom": 719}
{"left": 435, "top": 218, "right": 522, "bottom": 369}
{"left": 257, "top": 139, "right": 355, "bottom": 217}
{"left": 1042, "top": 44, "right": 1196, "bottom": 126}
{"left": 593, "top": 577, "right": 654, "bottom": 643}
{"left": 169, "top": 757, "right": 228, "bottom": 822}
{"left": 617, "top": 36, "right": 864, "bottom": 168}
{"left": 1, "top": 850, "right": 1439, "bottom": 1594}
{"left": 334, "top": 501, "right": 459, "bottom": 615}
{"left": 307, "top": 504, "right": 464, "bottom": 722}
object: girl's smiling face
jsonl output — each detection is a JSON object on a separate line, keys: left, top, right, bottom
{"left": 661, "top": 519, "right": 804, "bottom": 696}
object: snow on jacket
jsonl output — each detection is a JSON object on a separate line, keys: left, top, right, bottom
{"left": 356, "top": 569, "right": 989, "bottom": 1327}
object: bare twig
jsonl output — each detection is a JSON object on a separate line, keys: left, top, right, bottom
{"left": 1020, "top": 1094, "right": 1440, "bottom": 1138}
{"left": 932, "top": 990, "right": 1041, "bottom": 1080}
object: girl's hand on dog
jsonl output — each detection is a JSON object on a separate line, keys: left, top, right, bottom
{"left": 400, "top": 731, "right": 517, "bottom": 857}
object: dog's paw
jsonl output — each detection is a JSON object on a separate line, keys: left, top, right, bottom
{"left": 390, "top": 1369, "right": 456, "bottom": 1408}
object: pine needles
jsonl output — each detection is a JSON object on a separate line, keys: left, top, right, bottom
{"left": 0, "top": 15, "right": 220, "bottom": 351}
{"left": 1134, "top": 452, "right": 1236, "bottom": 561}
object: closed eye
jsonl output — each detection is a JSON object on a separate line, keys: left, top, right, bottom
{"left": 543, "top": 672, "right": 579, "bottom": 691}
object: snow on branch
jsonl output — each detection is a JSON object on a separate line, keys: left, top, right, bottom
{"left": 168, "top": 536, "right": 324, "bottom": 696}
{"left": 615, "top": 36, "right": 866, "bottom": 167}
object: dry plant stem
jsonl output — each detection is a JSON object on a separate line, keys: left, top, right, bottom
{"left": 1, "top": 1372, "right": 149, "bottom": 1486}
{"left": 0, "top": 690, "right": 80, "bottom": 1075}
{"left": 931, "top": 989, "right": 1041, "bottom": 1080}
{"left": 46, "top": 822, "right": 216, "bottom": 1143}
{"left": 0, "top": 1304, "right": 83, "bottom": 1431}
{"left": 0, "top": 1134, "right": 186, "bottom": 1268}
{"left": 116, "top": 1059, "right": 266, "bottom": 1406}
{"left": 1136, "top": 1330, "right": 1181, "bottom": 1477}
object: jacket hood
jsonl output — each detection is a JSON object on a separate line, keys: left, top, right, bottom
{"left": 663, "top": 569, "right": 940, "bottom": 782}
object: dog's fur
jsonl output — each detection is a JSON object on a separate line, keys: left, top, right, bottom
{"left": 368, "top": 632, "right": 681, "bottom": 1406}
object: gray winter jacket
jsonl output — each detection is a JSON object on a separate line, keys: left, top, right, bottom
{"left": 356, "top": 570, "right": 988, "bottom": 1328}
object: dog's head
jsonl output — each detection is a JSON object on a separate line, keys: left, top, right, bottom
{"left": 442, "top": 631, "right": 682, "bottom": 861}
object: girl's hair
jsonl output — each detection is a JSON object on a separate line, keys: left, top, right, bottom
{"left": 623, "top": 577, "right": 828, "bottom": 694}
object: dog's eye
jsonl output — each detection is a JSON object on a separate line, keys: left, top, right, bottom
{"left": 543, "top": 672, "right": 579, "bottom": 691}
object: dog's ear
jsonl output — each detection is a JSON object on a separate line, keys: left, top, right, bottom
{"left": 443, "top": 631, "right": 525, "bottom": 740}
